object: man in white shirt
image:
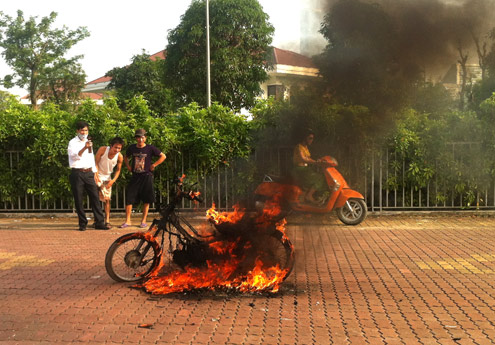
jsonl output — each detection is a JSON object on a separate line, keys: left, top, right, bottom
{"left": 67, "top": 121, "right": 110, "bottom": 231}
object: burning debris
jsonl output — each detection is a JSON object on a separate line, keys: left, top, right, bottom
{"left": 105, "top": 174, "right": 294, "bottom": 295}
{"left": 137, "top": 203, "right": 294, "bottom": 295}
{"left": 138, "top": 324, "right": 153, "bottom": 329}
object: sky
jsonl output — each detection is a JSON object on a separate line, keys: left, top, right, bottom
{"left": 0, "top": 0, "right": 323, "bottom": 97}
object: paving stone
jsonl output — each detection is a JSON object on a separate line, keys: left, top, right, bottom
{"left": 1, "top": 214, "right": 495, "bottom": 344}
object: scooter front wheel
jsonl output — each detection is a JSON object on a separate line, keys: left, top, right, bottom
{"left": 336, "top": 198, "right": 367, "bottom": 225}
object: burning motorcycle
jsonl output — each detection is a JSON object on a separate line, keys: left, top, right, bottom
{"left": 105, "top": 176, "right": 294, "bottom": 294}
{"left": 254, "top": 156, "right": 367, "bottom": 225}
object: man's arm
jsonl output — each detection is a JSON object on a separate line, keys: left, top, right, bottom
{"left": 94, "top": 147, "right": 105, "bottom": 170}
{"left": 108, "top": 153, "right": 124, "bottom": 188}
{"left": 124, "top": 155, "right": 132, "bottom": 172}
{"left": 150, "top": 152, "right": 166, "bottom": 171}
{"left": 93, "top": 147, "right": 106, "bottom": 184}
{"left": 68, "top": 138, "right": 91, "bottom": 161}
{"left": 68, "top": 139, "right": 82, "bottom": 161}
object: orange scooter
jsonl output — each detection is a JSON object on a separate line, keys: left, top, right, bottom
{"left": 254, "top": 156, "right": 367, "bottom": 225}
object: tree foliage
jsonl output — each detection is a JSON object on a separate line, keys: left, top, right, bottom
{"left": 386, "top": 107, "right": 491, "bottom": 206}
{"left": 170, "top": 102, "right": 252, "bottom": 170}
{"left": 164, "top": 0, "right": 274, "bottom": 111}
{"left": 38, "top": 58, "right": 87, "bottom": 109}
{"left": 0, "top": 95, "right": 252, "bottom": 204}
{"left": 470, "top": 29, "right": 495, "bottom": 111}
{"left": 105, "top": 51, "right": 174, "bottom": 115}
{"left": 0, "top": 10, "right": 89, "bottom": 108}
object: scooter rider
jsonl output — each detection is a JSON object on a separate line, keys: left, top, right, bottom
{"left": 292, "top": 129, "right": 327, "bottom": 204}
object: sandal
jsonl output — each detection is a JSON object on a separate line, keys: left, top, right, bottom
{"left": 140, "top": 223, "right": 148, "bottom": 228}
{"left": 119, "top": 223, "right": 131, "bottom": 228}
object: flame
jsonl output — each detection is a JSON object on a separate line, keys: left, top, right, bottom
{"left": 191, "top": 191, "right": 201, "bottom": 198}
{"left": 143, "top": 259, "right": 241, "bottom": 294}
{"left": 143, "top": 228, "right": 157, "bottom": 241}
{"left": 238, "top": 258, "right": 287, "bottom": 293}
{"left": 139, "top": 199, "right": 292, "bottom": 295}
{"left": 256, "top": 193, "right": 284, "bottom": 223}
{"left": 142, "top": 256, "right": 289, "bottom": 295}
{"left": 276, "top": 219, "right": 290, "bottom": 243}
{"left": 206, "top": 203, "right": 245, "bottom": 224}
{"left": 209, "top": 239, "right": 240, "bottom": 255}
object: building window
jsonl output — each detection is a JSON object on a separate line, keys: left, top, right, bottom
{"left": 267, "top": 85, "right": 285, "bottom": 100}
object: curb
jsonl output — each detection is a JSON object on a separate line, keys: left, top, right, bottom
{"left": 2, "top": 209, "right": 495, "bottom": 219}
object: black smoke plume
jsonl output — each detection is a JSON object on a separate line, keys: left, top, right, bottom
{"left": 321, "top": 0, "right": 495, "bottom": 73}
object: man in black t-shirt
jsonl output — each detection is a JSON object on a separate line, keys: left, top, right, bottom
{"left": 120, "top": 129, "right": 166, "bottom": 228}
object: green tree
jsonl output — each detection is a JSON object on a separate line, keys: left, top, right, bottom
{"left": 485, "top": 27, "right": 495, "bottom": 78}
{"left": 106, "top": 51, "right": 174, "bottom": 115}
{"left": 470, "top": 28, "right": 495, "bottom": 111}
{"left": 38, "top": 58, "right": 87, "bottom": 109}
{"left": 411, "top": 81, "right": 454, "bottom": 116}
{"left": 0, "top": 10, "right": 89, "bottom": 108}
{"left": 0, "top": 93, "right": 253, "bottom": 204}
{"left": 165, "top": 0, "right": 274, "bottom": 111}
{"left": 171, "top": 102, "right": 252, "bottom": 171}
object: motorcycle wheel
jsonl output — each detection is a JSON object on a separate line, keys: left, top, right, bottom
{"left": 257, "top": 230, "right": 295, "bottom": 280}
{"left": 105, "top": 232, "right": 161, "bottom": 282}
{"left": 336, "top": 198, "right": 367, "bottom": 225}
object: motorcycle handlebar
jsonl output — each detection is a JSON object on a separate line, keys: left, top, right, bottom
{"left": 173, "top": 176, "right": 202, "bottom": 202}
{"left": 184, "top": 191, "right": 203, "bottom": 203}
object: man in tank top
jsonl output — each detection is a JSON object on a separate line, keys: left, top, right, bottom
{"left": 95, "top": 137, "right": 124, "bottom": 226}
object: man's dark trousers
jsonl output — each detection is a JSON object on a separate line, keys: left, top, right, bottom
{"left": 69, "top": 169, "right": 105, "bottom": 228}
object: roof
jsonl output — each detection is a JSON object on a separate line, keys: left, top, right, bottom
{"left": 272, "top": 47, "right": 316, "bottom": 69}
{"left": 20, "top": 91, "right": 106, "bottom": 102}
{"left": 86, "top": 50, "right": 166, "bottom": 85}
{"left": 150, "top": 50, "right": 166, "bottom": 61}
{"left": 81, "top": 92, "right": 104, "bottom": 100}
{"left": 86, "top": 75, "right": 112, "bottom": 85}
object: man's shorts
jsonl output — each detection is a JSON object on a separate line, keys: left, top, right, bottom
{"left": 98, "top": 180, "right": 112, "bottom": 202}
{"left": 125, "top": 174, "right": 155, "bottom": 205}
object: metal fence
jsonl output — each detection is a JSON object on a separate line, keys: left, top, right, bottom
{"left": 364, "top": 144, "right": 495, "bottom": 211}
{"left": 0, "top": 150, "right": 247, "bottom": 213}
{"left": 2, "top": 144, "right": 495, "bottom": 212}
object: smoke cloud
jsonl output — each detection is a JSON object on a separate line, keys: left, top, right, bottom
{"left": 313, "top": 0, "right": 495, "bottom": 75}
{"left": 386, "top": 0, "right": 494, "bottom": 69}
{"left": 318, "top": 0, "right": 495, "bottom": 75}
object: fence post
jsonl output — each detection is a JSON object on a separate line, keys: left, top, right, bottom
{"left": 371, "top": 150, "right": 375, "bottom": 212}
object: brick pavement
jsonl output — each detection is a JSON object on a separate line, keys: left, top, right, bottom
{"left": 0, "top": 213, "right": 495, "bottom": 344}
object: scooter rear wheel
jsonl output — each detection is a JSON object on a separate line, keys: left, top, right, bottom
{"left": 337, "top": 198, "right": 367, "bottom": 225}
